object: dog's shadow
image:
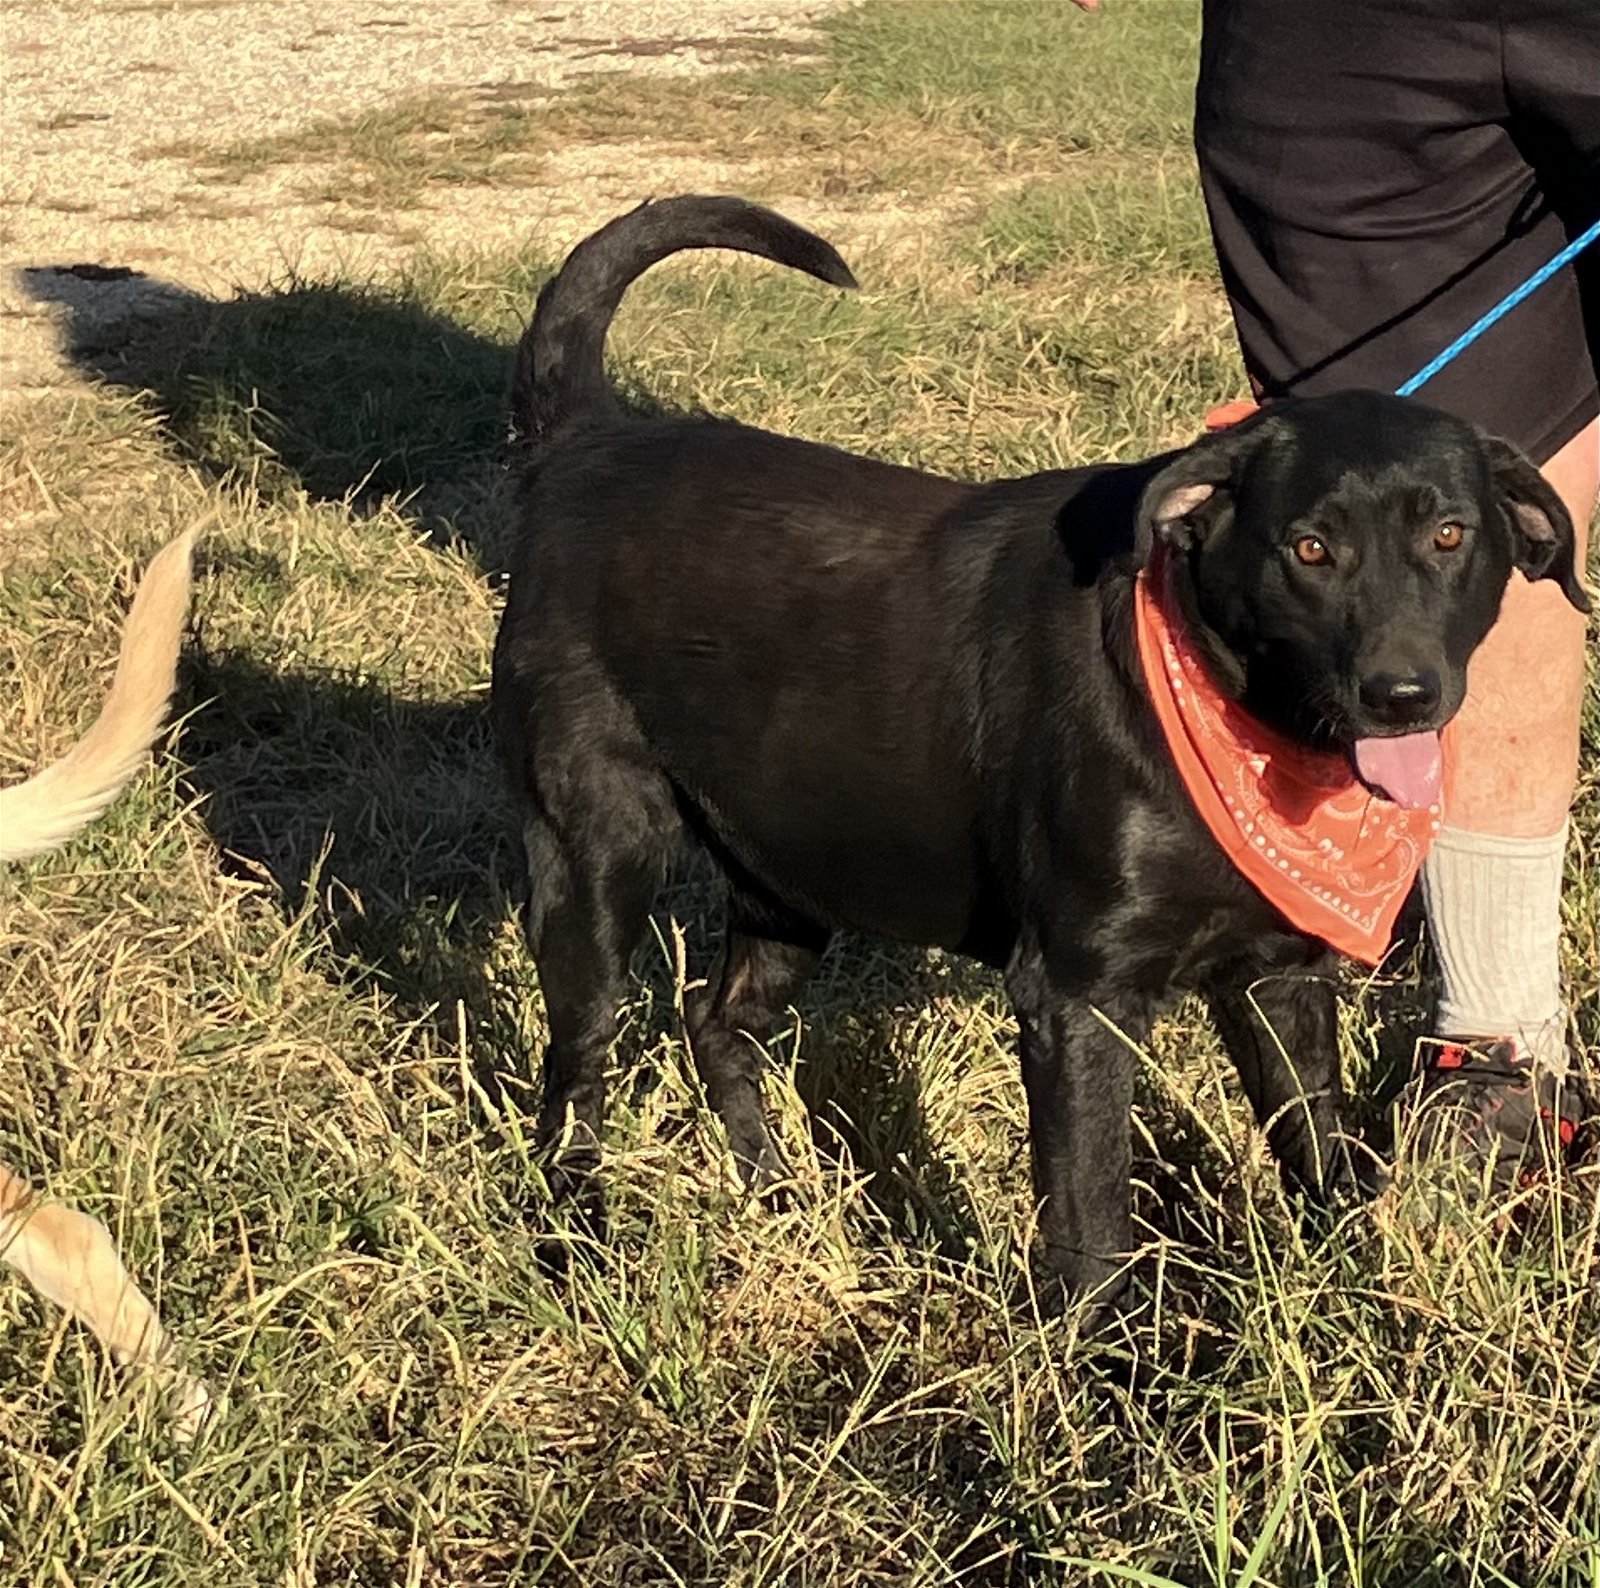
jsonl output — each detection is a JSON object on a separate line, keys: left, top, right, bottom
{"left": 176, "top": 644, "right": 525, "bottom": 1053}
{"left": 24, "top": 262, "right": 519, "bottom": 563}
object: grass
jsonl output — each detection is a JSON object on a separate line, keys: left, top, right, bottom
{"left": 2, "top": 2, "right": 1598, "bottom": 1583}
{"left": 184, "top": 94, "right": 552, "bottom": 211}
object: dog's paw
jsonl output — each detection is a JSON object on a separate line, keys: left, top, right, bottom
{"left": 534, "top": 1151, "right": 609, "bottom": 1280}
{"left": 1028, "top": 1247, "right": 1137, "bottom": 1328}
{"left": 731, "top": 1128, "right": 795, "bottom": 1211}
{"left": 168, "top": 1370, "right": 216, "bottom": 1446}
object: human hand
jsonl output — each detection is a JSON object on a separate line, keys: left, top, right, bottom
{"left": 1068, "top": 0, "right": 1102, "bottom": 10}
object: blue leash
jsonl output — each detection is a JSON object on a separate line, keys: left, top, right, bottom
{"left": 1394, "top": 216, "right": 1600, "bottom": 397}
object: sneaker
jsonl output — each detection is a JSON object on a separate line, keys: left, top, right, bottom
{"left": 1407, "top": 1036, "right": 1582, "bottom": 1197}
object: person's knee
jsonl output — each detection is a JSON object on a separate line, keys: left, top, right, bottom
{"left": 1540, "top": 419, "right": 1598, "bottom": 557}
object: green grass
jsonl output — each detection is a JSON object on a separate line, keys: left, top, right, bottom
{"left": 3, "top": 3, "right": 1598, "bottom": 1584}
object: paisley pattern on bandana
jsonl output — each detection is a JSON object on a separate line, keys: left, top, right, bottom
{"left": 1134, "top": 547, "right": 1442, "bottom": 965}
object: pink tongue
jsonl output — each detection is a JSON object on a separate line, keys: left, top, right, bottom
{"left": 1353, "top": 732, "right": 1442, "bottom": 810}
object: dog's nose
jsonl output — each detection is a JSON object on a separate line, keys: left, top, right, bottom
{"left": 1358, "top": 668, "right": 1441, "bottom": 722}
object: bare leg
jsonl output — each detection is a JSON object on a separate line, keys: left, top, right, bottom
{"left": 1423, "top": 421, "right": 1596, "bottom": 1071}
{"left": 1443, "top": 421, "right": 1595, "bottom": 837}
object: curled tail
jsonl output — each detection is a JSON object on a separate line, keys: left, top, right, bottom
{"left": 1, "top": 527, "right": 196, "bottom": 862}
{"left": 512, "top": 195, "right": 857, "bottom": 448}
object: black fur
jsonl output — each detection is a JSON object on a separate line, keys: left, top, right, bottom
{"left": 493, "top": 196, "right": 1588, "bottom": 1307}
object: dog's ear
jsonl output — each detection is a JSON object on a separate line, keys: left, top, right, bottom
{"left": 1484, "top": 435, "right": 1591, "bottom": 613}
{"left": 1135, "top": 417, "right": 1271, "bottom": 559}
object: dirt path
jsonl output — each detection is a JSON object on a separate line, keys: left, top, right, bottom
{"left": 0, "top": 0, "right": 835, "bottom": 395}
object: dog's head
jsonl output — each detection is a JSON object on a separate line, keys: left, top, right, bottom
{"left": 1136, "top": 390, "right": 1590, "bottom": 807}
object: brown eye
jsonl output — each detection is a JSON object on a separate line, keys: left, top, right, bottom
{"left": 1434, "top": 521, "right": 1464, "bottom": 551}
{"left": 1293, "top": 535, "right": 1331, "bottom": 566}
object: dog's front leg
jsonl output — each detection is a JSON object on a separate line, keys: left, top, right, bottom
{"left": 1203, "top": 955, "right": 1364, "bottom": 1202}
{"left": 1007, "top": 957, "right": 1146, "bottom": 1310}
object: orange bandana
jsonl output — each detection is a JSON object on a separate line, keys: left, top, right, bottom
{"left": 1134, "top": 547, "right": 1442, "bottom": 965}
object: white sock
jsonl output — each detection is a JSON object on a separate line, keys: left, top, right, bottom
{"left": 1420, "top": 822, "right": 1570, "bottom": 1075}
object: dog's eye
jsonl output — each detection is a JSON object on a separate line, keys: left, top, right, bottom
{"left": 1292, "top": 535, "right": 1331, "bottom": 566}
{"left": 1434, "top": 521, "right": 1464, "bottom": 552}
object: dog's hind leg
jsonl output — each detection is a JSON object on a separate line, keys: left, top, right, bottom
{"left": 1203, "top": 957, "right": 1361, "bottom": 1201}
{"left": 685, "top": 898, "right": 829, "bottom": 1193}
{"left": 520, "top": 799, "right": 671, "bottom": 1220}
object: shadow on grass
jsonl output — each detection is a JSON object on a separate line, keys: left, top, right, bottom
{"left": 23, "top": 262, "right": 520, "bottom": 564}
{"left": 799, "top": 998, "right": 997, "bottom": 1264}
{"left": 22, "top": 259, "right": 693, "bottom": 571}
{"left": 177, "top": 642, "right": 518, "bottom": 1032}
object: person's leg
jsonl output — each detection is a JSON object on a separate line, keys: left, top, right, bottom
{"left": 1422, "top": 421, "right": 1594, "bottom": 1081}
{"left": 1444, "top": 422, "right": 1597, "bottom": 839}
{"left": 1194, "top": 0, "right": 1599, "bottom": 1184}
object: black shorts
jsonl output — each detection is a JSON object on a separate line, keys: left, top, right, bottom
{"left": 1195, "top": 0, "right": 1600, "bottom": 463}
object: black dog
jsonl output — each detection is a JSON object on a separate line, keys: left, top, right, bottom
{"left": 493, "top": 196, "right": 1587, "bottom": 1305}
